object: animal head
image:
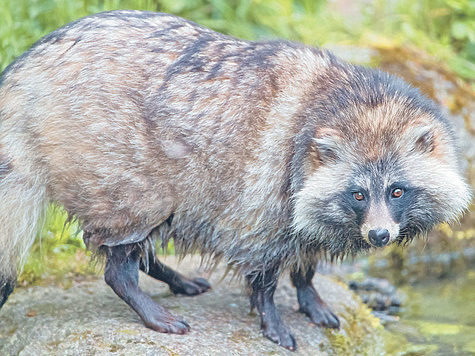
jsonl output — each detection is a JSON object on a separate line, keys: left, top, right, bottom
{"left": 291, "top": 66, "right": 472, "bottom": 257}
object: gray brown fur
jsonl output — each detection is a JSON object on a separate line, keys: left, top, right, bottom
{"left": 0, "top": 10, "right": 472, "bottom": 347}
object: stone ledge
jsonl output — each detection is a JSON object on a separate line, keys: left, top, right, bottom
{"left": 0, "top": 256, "right": 383, "bottom": 355}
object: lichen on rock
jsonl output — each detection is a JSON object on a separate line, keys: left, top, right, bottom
{"left": 0, "top": 256, "right": 384, "bottom": 355}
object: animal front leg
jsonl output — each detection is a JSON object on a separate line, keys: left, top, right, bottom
{"left": 290, "top": 265, "right": 339, "bottom": 328}
{"left": 247, "top": 268, "right": 297, "bottom": 351}
{"left": 104, "top": 244, "right": 190, "bottom": 334}
{"left": 140, "top": 251, "right": 211, "bottom": 295}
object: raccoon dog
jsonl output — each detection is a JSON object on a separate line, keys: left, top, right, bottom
{"left": 0, "top": 10, "right": 471, "bottom": 350}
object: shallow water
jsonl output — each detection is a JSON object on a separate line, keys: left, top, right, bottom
{"left": 383, "top": 269, "right": 475, "bottom": 355}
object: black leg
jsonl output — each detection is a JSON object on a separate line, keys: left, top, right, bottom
{"left": 290, "top": 265, "right": 339, "bottom": 329}
{"left": 104, "top": 244, "right": 190, "bottom": 334}
{"left": 247, "top": 268, "right": 297, "bottom": 351}
{"left": 140, "top": 251, "right": 211, "bottom": 296}
{"left": 0, "top": 276, "right": 15, "bottom": 309}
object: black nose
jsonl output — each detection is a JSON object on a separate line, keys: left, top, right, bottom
{"left": 368, "top": 228, "right": 390, "bottom": 247}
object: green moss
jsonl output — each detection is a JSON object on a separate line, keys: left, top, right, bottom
{"left": 323, "top": 300, "right": 387, "bottom": 355}
{"left": 116, "top": 328, "right": 139, "bottom": 336}
{"left": 160, "top": 345, "right": 180, "bottom": 356}
{"left": 229, "top": 329, "right": 252, "bottom": 343}
{"left": 418, "top": 321, "right": 462, "bottom": 336}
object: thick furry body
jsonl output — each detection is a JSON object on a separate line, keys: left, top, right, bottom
{"left": 0, "top": 10, "right": 471, "bottom": 349}
{"left": 1, "top": 11, "right": 324, "bottom": 272}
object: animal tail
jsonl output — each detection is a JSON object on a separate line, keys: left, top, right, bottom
{"left": 0, "top": 162, "right": 48, "bottom": 308}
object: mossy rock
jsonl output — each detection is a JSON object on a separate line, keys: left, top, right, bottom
{"left": 1, "top": 256, "right": 387, "bottom": 355}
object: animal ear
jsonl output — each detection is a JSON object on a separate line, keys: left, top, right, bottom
{"left": 312, "top": 128, "right": 342, "bottom": 163}
{"left": 404, "top": 124, "right": 435, "bottom": 154}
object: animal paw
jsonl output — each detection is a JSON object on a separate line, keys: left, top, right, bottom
{"left": 262, "top": 322, "right": 297, "bottom": 351}
{"left": 143, "top": 313, "right": 191, "bottom": 334}
{"left": 300, "top": 302, "right": 340, "bottom": 329}
{"left": 170, "top": 276, "right": 211, "bottom": 296}
{"left": 297, "top": 285, "right": 340, "bottom": 329}
{"left": 137, "top": 297, "right": 191, "bottom": 334}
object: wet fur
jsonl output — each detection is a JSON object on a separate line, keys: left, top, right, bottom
{"left": 0, "top": 10, "right": 472, "bottom": 349}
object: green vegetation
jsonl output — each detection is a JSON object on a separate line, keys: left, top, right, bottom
{"left": 1, "top": 0, "right": 473, "bottom": 78}
{"left": 364, "top": 0, "right": 475, "bottom": 80}
{"left": 19, "top": 206, "right": 99, "bottom": 286}
{"left": 0, "top": 0, "right": 472, "bottom": 283}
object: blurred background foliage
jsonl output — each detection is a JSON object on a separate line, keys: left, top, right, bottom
{"left": 0, "top": 0, "right": 473, "bottom": 284}
{"left": 1, "top": 0, "right": 474, "bottom": 79}
{"left": 18, "top": 206, "right": 97, "bottom": 286}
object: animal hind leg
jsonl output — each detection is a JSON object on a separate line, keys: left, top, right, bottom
{"left": 290, "top": 265, "right": 339, "bottom": 328}
{"left": 0, "top": 276, "right": 15, "bottom": 309}
{"left": 0, "top": 162, "right": 47, "bottom": 310}
{"left": 140, "top": 251, "right": 211, "bottom": 296}
{"left": 104, "top": 244, "right": 190, "bottom": 334}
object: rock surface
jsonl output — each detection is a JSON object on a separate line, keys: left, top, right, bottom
{"left": 0, "top": 256, "right": 382, "bottom": 355}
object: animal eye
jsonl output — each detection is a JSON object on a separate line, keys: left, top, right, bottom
{"left": 353, "top": 192, "right": 365, "bottom": 201}
{"left": 391, "top": 188, "right": 404, "bottom": 198}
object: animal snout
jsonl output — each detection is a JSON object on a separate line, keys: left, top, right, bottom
{"left": 368, "top": 228, "right": 390, "bottom": 247}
